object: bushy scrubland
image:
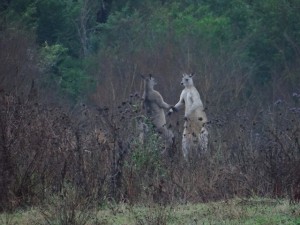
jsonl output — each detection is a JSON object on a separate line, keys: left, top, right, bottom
{"left": 1, "top": 0, "right": 300, "bottom": 218}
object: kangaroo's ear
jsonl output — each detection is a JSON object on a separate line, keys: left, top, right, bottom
{"left": 148, "top": 74, "right": 152, "bottom": 79}
{"left": 190, "top": 73, "right": 195, "bottom": 77}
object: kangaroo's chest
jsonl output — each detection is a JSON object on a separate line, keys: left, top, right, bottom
{"left": 144, "top": 98, "right": 161, "bottom": 114}
{"left": 183, "top": 91, "right": 194, "bottom": 107}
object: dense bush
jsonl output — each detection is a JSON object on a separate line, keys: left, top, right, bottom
{"left": 1, "top": 0, "right": 300, "bottom": 213}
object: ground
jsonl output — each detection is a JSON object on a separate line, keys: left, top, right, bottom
{"left": 1, "top": 198, "right": 300, "bottom": 225}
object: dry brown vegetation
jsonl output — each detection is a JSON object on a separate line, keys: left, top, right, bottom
{"left": 1, "top": 24, "right": 300, "bottom": 216}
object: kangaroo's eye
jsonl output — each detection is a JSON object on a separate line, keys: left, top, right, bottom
{"left": 185, "top": 79, "right": 189, "bottom": 81}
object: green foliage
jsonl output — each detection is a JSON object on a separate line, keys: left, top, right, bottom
{"left": 36, "top": 0, "right": 79, "bottom": 54}
{"left": 58, "top": 57, "right": 95, "bottom": 101}
{"left": 40, "top": 43, "right": 94, "bottom": 101}
{"left": 246, "top": 0, "right": 300, "bottom": 85}
{"left": 98, "top": 6, "right": 144, "bottom": 53}
{"left": 0, "top": 0, "right": 38, "bottom": 30}
{"left": 169, "top": 3, "right": 231, "bottom": 41}
{"left": 130, "top": 122, "right": 165, "bottom": 177}
{"left": 40, "top": 43, "right": 68, "bottom": 69}
{"left": 2, "top": 0, "right": 300, "bottom": 99}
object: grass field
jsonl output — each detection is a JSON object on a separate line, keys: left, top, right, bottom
{"left": 1, "top": 198, "right": 300, "bottom": 225}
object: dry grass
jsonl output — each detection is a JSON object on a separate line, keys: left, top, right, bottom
{"left": 1, "top": 198, "right": 299, "bottom": 225}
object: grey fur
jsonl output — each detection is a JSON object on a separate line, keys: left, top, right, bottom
{"left": 142, "top": 74, "right": 174, "bottom": 145}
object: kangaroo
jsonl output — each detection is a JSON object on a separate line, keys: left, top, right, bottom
{"left": 168, "top": 73, "right": 208, "bottom": 160}
{"left": 142, "top": 74, "right": 174, "bottom": 146}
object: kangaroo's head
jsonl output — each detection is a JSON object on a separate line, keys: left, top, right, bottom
{"left": 141, "top": 74, "right": 157, "bottom": 90}
{"left": 181, "top": 73, "right": 194, "bottom": 87}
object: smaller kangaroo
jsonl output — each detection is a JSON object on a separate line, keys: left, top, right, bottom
{"left": 141, "top": 74, "right": 174, "bottom": 146}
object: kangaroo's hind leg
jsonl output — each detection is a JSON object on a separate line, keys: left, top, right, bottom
{"left": 198, "top": 127, "right": 208, "bottom": 156}
{"left": 182, "top": 127, "right": 190, "bottom": 161}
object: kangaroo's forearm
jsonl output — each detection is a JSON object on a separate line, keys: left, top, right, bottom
{"left": 174, "top": 101, "right": 184, "bottom": 110}
{"left": 158, "top": 101, "right": 171, "bottom": 109}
